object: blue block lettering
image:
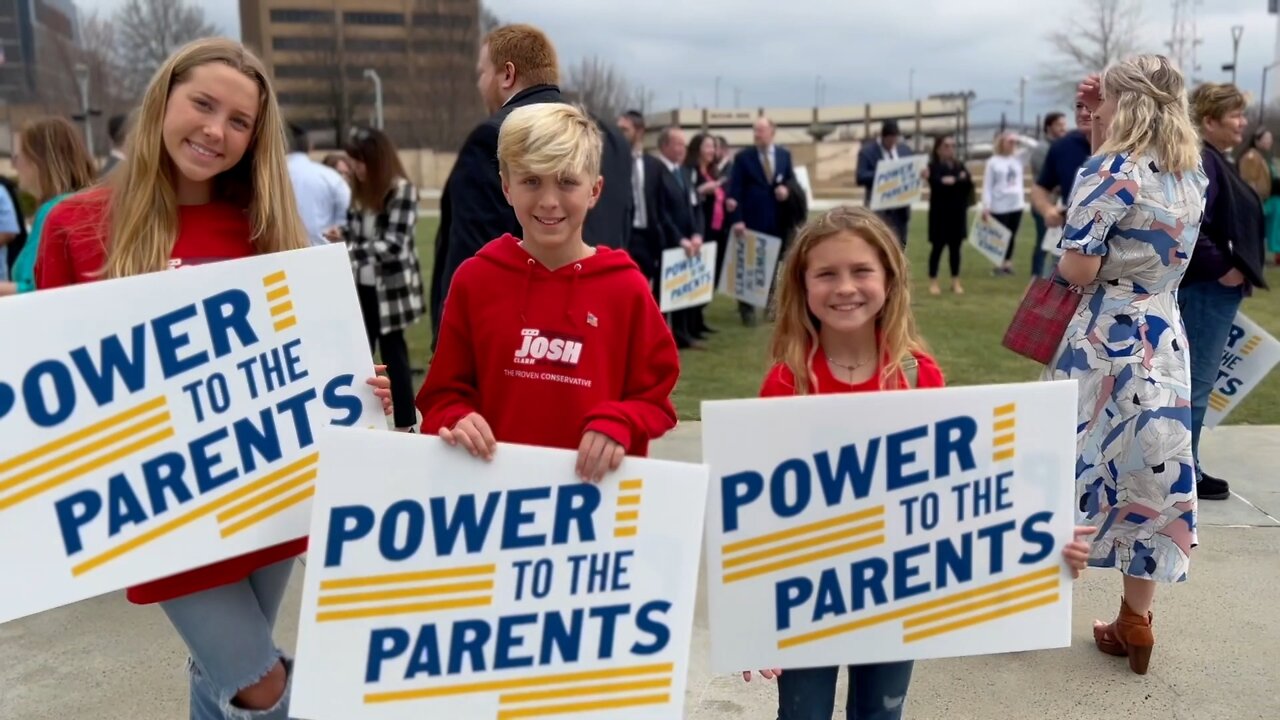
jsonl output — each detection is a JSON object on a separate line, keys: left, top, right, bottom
{"left": 55, "top": 490, "right": 102, "bottom": 555}
{"left": 815, "top": 440, "right": 879, "bottom": 505}
{"left": 323, "top": 375, "right": 363, "bottom": 427}
{"left": 588, "top": 604, "right": 629, "bottom": 660}
{"left": 770, "top": 459, "right": 811, "bottom": 519}
{"left": 405, "top": 624, "right": 441, "bottom": 679}
{"left": 552, "top": 484, "right": 599, "bottom": 544}
{"left": 721, "top": 470, "right": 763, "bottom": 532}
{"left": 775, "top": 576, "right": 812, "bottom": 631}
{"left": 324, "top": 505, "right": 375, "bottom": 566}
{"left": 429, "top": 493, "right": 500, "bottom": 555}
{"left": 502, "top": 488, "right": 550, "bottom": 549}
{"left": 893, "top": 542, "right": 932, "bottom": 600}
{"left": 68, "top": 324, "right": 147, "bottom": 405}
{"left": 886, "top": 424, "right": 930, "bottom": 491}
{"left": 631, "top": 600, "right": 672, "bottom": 655}
{"left": 365, "top": 628, "right": 409, "bottom": 683}
{"left": 142, "top": 452, "right": 192, "bottom": 516}
{"left": 540, "top": 609, "right": 583, "bottom": 664}
{"left": 493, "top": 614, "right": 538, "bottom": 670}
{"left": 933, "top": 416, "right": 977, "bottom": 479}
{"left": 850, "top": 557, "right": 889, "bottom": 611}
{"left": 233, "top": 409, "right": 284, "bottom": 474}
{"left": 447, "top": 620, "right": 492, "bottom": 674}
{"left": 379, "top": 500, "right": 425, "bottom": 561}
{"left": 190, "top": 427, "right": 239, "bottom": 494}
{"left": 202, "top": 290, "right": 259, "bottom": 357}
{"left": 23, "top": 360, "right": 76, "bottom": 427}
{"left": 152, "top": 304, "right": 209, "bottom": 378}
{"left": 1019, "top": 511, "right": 1055, "bottom": 565}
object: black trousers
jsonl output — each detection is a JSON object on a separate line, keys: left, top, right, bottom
{"left": 928, "top": 236, "right": 963, "bottom": 278}
{"left": 357, "top": 283, "right": 417, "bottom": 429}
{"left": 876, "top": 208, "right": 911, "bottom": 248}
{"left": 993, "top": 210, "right": 1023, "bottom": 262}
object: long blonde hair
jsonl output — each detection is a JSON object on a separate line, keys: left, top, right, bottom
{"left": 103, "top": 38, "right": 306, "bottom": 279}
{"left": 768, "top": 206, "right": 926, "bottom": 394}
{"left": 1097, "top": 54, "right": 1200, "bottom": 173}
{"left": 17, "top": 117, "right": 96, "bottom": 204}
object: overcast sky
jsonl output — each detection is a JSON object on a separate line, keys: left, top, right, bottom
{"left": 79, "top": 0, "right": 1280, "bottom": 121}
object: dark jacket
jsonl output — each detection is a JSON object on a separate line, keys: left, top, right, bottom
{"left": 777, "top": 175, "right": 808, "bottom": 242}
{"left": 629, "top": 153, "right": 678, "bottom": 278}
{"left": 727, "top": 145, "right": 795, "bottom": 236}
{"left": 658, "top": 161, "right": 704, "bottom": 249}
{"left": 857, "top": 141, "right": 913, "bottom": 220}
{"left": 927, "top": 160, "right": 974, "bottom": 244}
{"left": 429, "top": 84, "right": 634, "bottom": 345}
{"left": 1183, "top": 143, "right": 1268, "bottom": 291}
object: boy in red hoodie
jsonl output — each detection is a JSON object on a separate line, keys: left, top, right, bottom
{"left": 417, "top": 102, "right": 680, "bottom": 481}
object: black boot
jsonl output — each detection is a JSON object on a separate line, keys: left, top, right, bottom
{"left": 1196, "top": 473, "right": 1230, "bottom": 501}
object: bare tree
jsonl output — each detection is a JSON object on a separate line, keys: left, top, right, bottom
{"left": 79, "top": 11, "right": 131, "bottom": 114}
{"left": 113, "top": 0, "right": 219, "bottom": 99}
{"left": 564, "top": 56, "right": 634, "bottom": 123}
{"left": 1041, "top": 0, "right": 1143, "bottom": 100}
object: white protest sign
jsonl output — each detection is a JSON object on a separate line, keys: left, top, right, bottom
{"left": 292, "top": 430, "right": 708, "bottom": 720}
{"left": 794, "top": 166, "right": 816, "bottom": 210}
{"left": 0, "top": 244, "right": 383, "bottom": 624}
{"left": 1040, "top": 204, "right": 1067, "bottom": 257}
{"left": 869, "top": 155, "right": 929, "bottom": 211}
{"left": 701, "top": 381, "right": 1078, "bottom": 671}
{"left": 970, "top": 212, "right": 1012, "bottom": 267}
{"left": 718, "top": 230, "right": 782, "bottom": 309}
{"left": 659, "top": 242, "right": 717, "bottom": 313}
{"left": 1206, "top": 313, "right": 1280, "bottom": 428}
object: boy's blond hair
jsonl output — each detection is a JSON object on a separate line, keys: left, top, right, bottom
{"left": 498, "top": 103, "right": 602, "bottom": 179}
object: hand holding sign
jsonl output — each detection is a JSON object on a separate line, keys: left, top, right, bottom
{"left": 439, "top": 412, "right": 497, "bottom": 460}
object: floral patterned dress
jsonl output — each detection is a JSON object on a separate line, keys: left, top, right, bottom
{"left": 1042, "top": 151, "right": 1208, "bottom": 583}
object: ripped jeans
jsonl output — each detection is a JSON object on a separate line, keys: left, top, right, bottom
{"left": 777, "top": 661, "right": 914, "bottom": 720}
{"left": 160, "top": 559, "right": 295, "bottom": 720}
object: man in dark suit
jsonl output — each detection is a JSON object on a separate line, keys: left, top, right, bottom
{"left": 655, "top": 125, "right": 706, "bottom": 349}
{"left": 429, "top": 24, "right": 633, "bottom": 348}
{"left": 727, "top": 116, "right": 795, "bottom": 325}
{"left": 616, "top": 110, "right": 677, "bottom": 286}
{"left": 857, "top": 118, "right": 914, "bottom": 246}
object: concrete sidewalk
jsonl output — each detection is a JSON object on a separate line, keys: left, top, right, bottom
{"left": 2, "top": 424, "right": 1277, "bottom": 719}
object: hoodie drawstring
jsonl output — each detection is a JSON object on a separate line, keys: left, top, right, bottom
{"left": 519, "top": 257, "right": 536, "bottom": 322}
{"left": 565, "top": 263, "right": 582, "bottom": 327}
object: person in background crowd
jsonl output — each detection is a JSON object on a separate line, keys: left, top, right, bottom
{"left": 1028, "top": 111, "right": 1067, "bottom": 276}
{"left": 728, "top": 116, "right": 796, "bottom": 326}
{"left": 100, "top": 113, "right": 129, "bottom": 176}
{"left": 286, "top": 122, "right": 350, "bottom": 247}
{"left": 1031, "top": 100, "right": 1094, "bottom": 278}
{"left": 430, "top": 23, "right": 633, "bottom": 349}
{"left": 690, "top": 131, "right": 728, "bottom": 303}
{"left": 926, "top": 133, "right": 974, "bottom": 295}
{"left": 617, "top": 109, "right": 674, "bottom": 287}
{"left": 1182, "top": 83, "right": 1270, "bottom": 501}
{"left": 0, "top": 117, "right": 96, "bottom": 296}
{"left": 337, "top": 125, "right": 425, "bottom": 433}
{"left": 35, "top": 37, "right": 393, "bottom": 720}
{"left": 981, "top": 131, "right": 1026, "bottom": 275}
{"left": 1238, "top": 128, "right": 1280, "bottom": 264}
{"left": 716, "top": 134, "right": 735, "bottom": 178}
{"left": 856, "top": 118, "right": 914, "bottom": 246}
{"left": 322, "top": 153, "right": 354, "bottom": 185}
{"left": 656, "top": 124, "right": 706, "bottom": 349}
{"left": 1049, "top": 56, "right": 1206, "bottom": 676}
{"left": 0, "top": 172, "right": 25, "bottom": 283}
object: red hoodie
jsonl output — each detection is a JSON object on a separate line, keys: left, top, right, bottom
{"left": 418, "top": 235, "right": 679, "bottom": 455}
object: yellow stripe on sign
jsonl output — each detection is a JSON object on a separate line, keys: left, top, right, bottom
{"left": 994, "top": 418, "right": 1015, "bottom": 432}
{"left": 722, "top": 520, "right": 885, "bottom": 570}
{"left": 266, "top": 286, "right": 290, "bottom": 301}
{"left": 317, "top": 595, "right": 493, "bottom": 623}
{"left": 274, "top": 316, "right": 298, "bottom": 332}
{"left": 992, "top": 433, "right": 1015, "bottom": 447}
{"left": 216, "top": 468, "right": 317, "bottom": 523}
{"left": 615, "top": 510, "right": 639, "bottom": 522}
{"left": 724, "top": 535, "right": 884, "bottom": 584}
{"left": 0, "top": 410, "right": 171, "bottom": 495}
{"left": 617, "top": 495, "right": 641, "bottom": 507}
{"left": 320, "top": 564, "right": 496, "bottom": 591}
{"left": 0, "top": 396, "right": 166, "bottom": 477}
{"left": 364, "top": 663, "right": 674, "bottom": 704}
{"left": 318, "top": 579, "right": 496, "bottom": 607}
{"left": 722, "top": 505, "right": 885, "bottom": 555}
{"left": 0, "top": 427, "right": 176, "bottom": 511}
{"left": 262, "top": 270, "right": 287, "bottom": 287}
{"left": 902, "top": 579, "right": 1059, "bottom": 629}
{"left": 499, "top": 677, "right": 672, "bottom": 704}
{"left": 219, "top": 485, "right": 315, "bottom": 538}
{"left": 71, "top": 453, "right": 319, "bottom": 576}
{"left": 614, "top": 525, "right": 638, "bottom": 538}
{"left": 496, "top": 694, "right": 671, "bottom": 719}
{"left": 993, "top": 449, "right": 1016, "bottom": 462}
{"left": 269, "top": 300, "right": 294, "bottom": 317}
{"left": 618, "top": 478, "right": 643, "bottom": 491}
{"left": 777, "top": 565, "right": 1059, "bottom": 649}
{"left": 903, "top": 592, "right": 1060, "bottom": 643}
{"left": 993, "top": 403, "right": 1016, "bottom": 417}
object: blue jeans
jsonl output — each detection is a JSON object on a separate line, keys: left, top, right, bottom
{"left": 1177, "top": 280, "right": 1245, "bottom": 479}
{"left": 1030, "top": 208, "right": 1048, "bottom": 277}
{"left": 776, "top": 661, "right": 914, "bottom": 720}
{"left": 160, "top": 559, "right": 296, "bottom": 720}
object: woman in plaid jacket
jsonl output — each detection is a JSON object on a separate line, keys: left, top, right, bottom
{"left": 338, "top": 126, "right": 426, "bottom": 430}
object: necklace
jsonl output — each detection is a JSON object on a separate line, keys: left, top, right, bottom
{"left": 826, "top": 353, "right": 875, "bottom": 382}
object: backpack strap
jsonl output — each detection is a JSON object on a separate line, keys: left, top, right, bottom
{"left": 900, "top": 354, "right": 919, "bottom": 389}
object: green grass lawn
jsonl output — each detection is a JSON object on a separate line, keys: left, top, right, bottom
{"left": 405, "top": 213, "right": 1280, "bottom": 424}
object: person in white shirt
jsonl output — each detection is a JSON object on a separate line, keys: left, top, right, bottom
{"left": 982, "top": 131, "right": 1026, "bottom": 274}
{"left": 286, "top": 123, "right": 351, "bottom": 247}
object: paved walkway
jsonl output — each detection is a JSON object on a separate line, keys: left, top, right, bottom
{"left": 2, "top": 424, "right": 1277, "bottom": 719}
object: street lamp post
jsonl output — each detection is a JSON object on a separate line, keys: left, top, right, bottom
{"left": 1226, "top": 26, "right": 1245, "bottom": 84}
{"left": 73, "top": 62, "right": 95, "bottom": 158}
{"left": 908, "top": 68, "right": 915, "bottom": 101}
{"left": 1262, "top": 61, "right": 1280, "bottom": 125}
{"left": 363, "top": 68, "right": 383, "bottom": 130}
{"left": 714, "top": 76, "right": 721, "bottom": 107}
{"left": 1019, "top": 76, "right": 1028, "bottom": 133}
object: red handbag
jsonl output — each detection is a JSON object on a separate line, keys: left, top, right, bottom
{"left": 1001, "top": 273, "right": 1083, "bottom": 364}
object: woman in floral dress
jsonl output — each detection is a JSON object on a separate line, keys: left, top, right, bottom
{"left": 1044, "top": 55, "right": 1207, "bottom": 675}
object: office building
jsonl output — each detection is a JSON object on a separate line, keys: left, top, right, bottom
{"left": 240, "top": 0, "right": 483, "bottom": 149}
{"left": 0, "top": 0, "right": 84, "bottom": 151}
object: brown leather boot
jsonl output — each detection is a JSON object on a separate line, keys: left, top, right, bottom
{"left": 1093, "top": 597, "right": 1155, "bottom": 674}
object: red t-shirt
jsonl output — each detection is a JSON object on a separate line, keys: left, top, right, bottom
{"left": 36, "top": 190, "right": 308, "bottom": 605}
{"left": 760, "top": 346, "right": 945, "bottom": 397}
